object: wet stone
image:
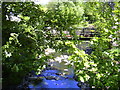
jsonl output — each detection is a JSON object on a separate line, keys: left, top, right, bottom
{"left": 45, "top": 76, "right": 60, "bottom": 80}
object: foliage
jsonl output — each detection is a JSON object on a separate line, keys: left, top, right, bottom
{"left": 2, "top": 1, "right": 84, "bottom": 86}
{"left": 2, "top": 1, "right": 120, "bottom": 89}
{"left": 70, "top": 2, "right": 120, "bottom": 89}
{"left": 2, "top": 2, "right": 47, "bottom": 86}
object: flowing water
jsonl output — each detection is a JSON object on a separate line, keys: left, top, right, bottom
{"left": 18, "top": 41, "right": 91, "bottom": 89}
{"left": 28, "top": 69, "right": 80, "bottom": 89}
{"left": 28, "top": 54, "right": 80, "bottom": 89}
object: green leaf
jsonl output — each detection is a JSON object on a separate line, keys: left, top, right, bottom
{"left": 79, "top": 76, "right": 84, "bottom": 82}
{"left": 12, "top": 64, "right": 19, "bottom": 72}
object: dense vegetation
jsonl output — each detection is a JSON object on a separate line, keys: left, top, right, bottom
{"left": 2, "top": 1, "right": 120, "bottom": 89}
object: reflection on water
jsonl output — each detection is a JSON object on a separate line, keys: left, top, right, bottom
{"left": 29, "top": 69, "right": 80, "bottom": 89}
{"left": 27, "top": 42, "right": 91, "bottom": 89}
{"left": 28, "top": 53, "right": 81, "bottom": 89}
